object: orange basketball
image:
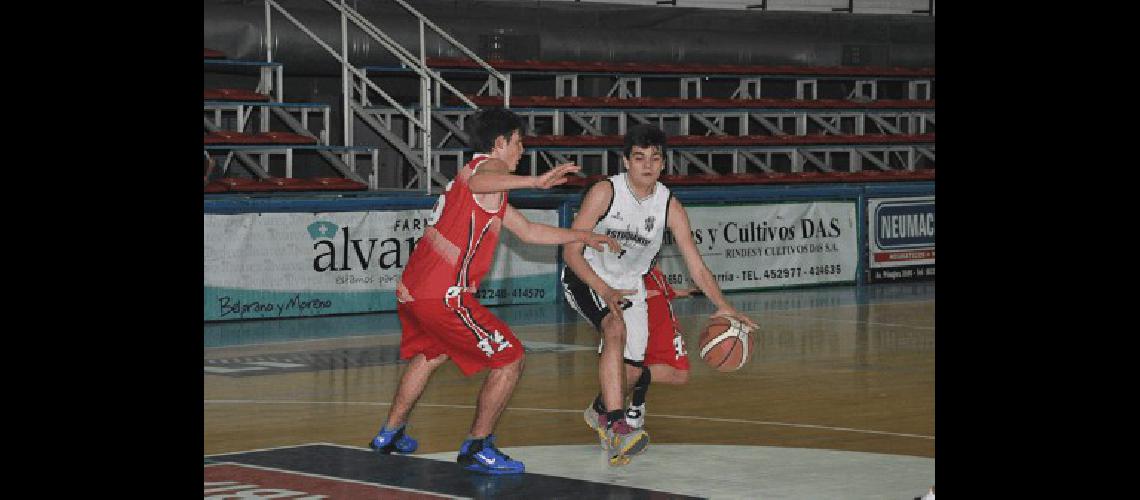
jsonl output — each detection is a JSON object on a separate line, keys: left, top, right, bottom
{"left": 698, "top": 316, "right": 754, "bottom": 372}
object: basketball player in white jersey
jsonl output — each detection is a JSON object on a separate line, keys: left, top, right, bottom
{"left": 561, "top": 124, "right": 758, "bottom": 465}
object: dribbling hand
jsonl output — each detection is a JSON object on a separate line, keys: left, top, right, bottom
{"left": 711, "top": 307, "right": 758, "bottom": 330}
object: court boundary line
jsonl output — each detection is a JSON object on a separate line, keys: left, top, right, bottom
{"left": 204, "top": 456, "right": 465, "bottom": 499}
{"left": 203, "top": 399, "right": 933, "bottom": 440}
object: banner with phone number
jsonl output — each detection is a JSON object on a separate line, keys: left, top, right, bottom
{"left": 203, "top": 209, "right": 560, "bottom": 321}
{"left": 654, "top": 201, "right": 858, "bottom": 291}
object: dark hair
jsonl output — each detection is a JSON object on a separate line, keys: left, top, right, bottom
{"left": 467, "top": 107, "right": 525, "bottom": 153}
{"left": 623, "top": 124, "right": 667, "bottom": 158}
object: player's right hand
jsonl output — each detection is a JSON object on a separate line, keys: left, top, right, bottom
{"left": 532, "top": 162, "right": 581, "bottom": 189}
{"left": 582, "top": 231, "right": 621, "bottom": 253}
{"left": 602, "top": 286, "right": 637, "bottom": 317}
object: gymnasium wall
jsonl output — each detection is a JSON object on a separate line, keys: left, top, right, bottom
{"left": 204, "top": 181, "right": 933, "bottom": 321}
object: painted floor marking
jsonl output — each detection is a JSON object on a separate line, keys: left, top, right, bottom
{"left": 204, "top": 459, "right": 465, "bottom": 499}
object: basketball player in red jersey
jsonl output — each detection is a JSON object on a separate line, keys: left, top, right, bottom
{"left": 369, "top": 108, "right": 620, "bottom": 475}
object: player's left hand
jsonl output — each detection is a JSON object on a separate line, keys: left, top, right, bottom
{"left": 672, "top": 287, "right": 698, "bottom": 298}
{"left": 711, "top": 307, "right": 758, "bottom": 331}
{"left": 582, "top": 231, "right": 621, "bottom": 253}
{"left": 532, "top": 162, "right": 581, "bottom": 189}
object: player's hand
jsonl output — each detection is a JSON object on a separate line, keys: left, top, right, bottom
{"left": 602, "top": 286, "right": 637, "bottom": 317}
{"left": 672, "top": 287, "right": 699, "bottom": 298}
{"left": 532, "top": 162, "right": 581, "bottom": 189}
{"left": 581, "top": 231, "right": 621, "bottom": 253}
{"left": 711, "top": 307, "right": 758, "bottom": 330}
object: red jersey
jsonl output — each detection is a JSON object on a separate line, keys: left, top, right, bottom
{"left": 398, "top": 154, "right": 507, "bottom": 302}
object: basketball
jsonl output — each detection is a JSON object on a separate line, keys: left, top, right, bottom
{"left": 698, "top": 316, "right": 754, "bottom": 372}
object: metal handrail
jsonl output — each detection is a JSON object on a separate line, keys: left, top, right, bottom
{"left": 385, "top": 0, "right": 510, "bottom": 108}
{"left": 266, "top": 0, "right": 440, "bottom": 192}
{"left": 330, "top": 1, "right": 477, "bottom": 110}
{"left": 264, "top": 1, "right": 427, "bottom": 131}
{"left": 263, "top": 0, "right": 508, "bottom": 193}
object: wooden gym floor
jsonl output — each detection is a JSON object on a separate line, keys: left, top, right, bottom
{"left": 204, "top": 281, "right": 934, "bottom": 499}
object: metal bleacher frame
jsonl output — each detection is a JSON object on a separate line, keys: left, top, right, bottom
{"left": 385, "top": 104, "right": 934, "bottom": 176}
{"left": 356, "top": 54, "right": 934, "bottom": 180}
{"left": 206, "top": 2, "right": 934, "bottom": 191}
{"left": 203, "top": 56, "right": 377, "bottom": 188}
{"left": 410, "top": 60, "right": 935, "bottom": 102}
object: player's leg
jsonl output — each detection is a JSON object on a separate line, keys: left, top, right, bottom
{"left": 386, "top": 353, "right": 451, "bottom": 429}
{"left": 469, "top": 354, "right": 525, "bottom": 437}
{"left": 446, "top": 296, "right": 527, "bottom": 474}
{"left": 562, "top": 267, "right": 622, "bottom": 438}
{"left": 648, "top": 363, "right": 689, "bottom": 384}
{"left": 600, "top": 300, "right": 650, "bottom": 462}
{"left": 457, "top": 354, "right": 527, "bottom": 475}
{"left": 598, "top": 313, "right": 628, "bottom": 414}
{"left": 370, "top": 302, "right": 445, "bottom": 454}
{"left": 562, "top": 267, "right": 648, "bottom": 464}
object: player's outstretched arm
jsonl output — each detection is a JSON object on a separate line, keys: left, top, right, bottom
{"left": 502, "top": 205, "right": 620, "bottom": 252}
{"left": 561, "top": 181, "right": 636, "bottom": 315}
{"left": 666, "top": 197, "right": 758, "bottom": 329}
{"left": 468, "top": 160, "right": 581, "bottom": 194}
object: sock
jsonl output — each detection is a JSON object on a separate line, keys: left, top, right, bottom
{"left": 606, "top": 409, "right": 624, "bottom": 429}
{"left": 592, "top": 394, "right": 607, "bottom": 414}
{"left": 630, "top": 368, "right": 651, "bottom": 407}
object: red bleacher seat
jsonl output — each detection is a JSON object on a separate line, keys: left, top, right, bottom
{"left": 204, "top": 177, "right": 366, "bottom": 193}
{"left": 204, "top": 88, "right": 270, "bottom": 102}
{"left": 204, "top": 48, "right": 226, "bottom": 59}
{"left": 238, "top": 178, "right": 310, "bottom": 192}
{"left": 303, "top": 177, "right": 368, "bottom": 191}
{"left": 206, "top": 178, "right": 258, "bottom": 192}
{"left": 204, "top": 131, "right": 318, "bottom": 145}
{"left": 253, "top": 132, "right": 318, "bottom": 144}
{"left": 204, "top": 131, "right": 257, "bottom": 145}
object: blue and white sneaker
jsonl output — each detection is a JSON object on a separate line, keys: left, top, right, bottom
{"left": 457, "top": 435, "right": 525, "bottom": 475}
{"left": 369, "top": 425, "right": 418, "bottom": 454}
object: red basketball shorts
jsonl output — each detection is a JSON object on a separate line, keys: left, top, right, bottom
{"left": 397, "top": 293, "right": 523, "bottom": 376}
{"left": 643, "top": 278, "right": 690, "bottom": 371}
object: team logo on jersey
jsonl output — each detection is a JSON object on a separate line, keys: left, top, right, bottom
{"left": 645, "top": 216, "right": 656, "bottom": 232}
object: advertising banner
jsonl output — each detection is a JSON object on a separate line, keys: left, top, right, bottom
{"left": 866, "top": 196, "right": 935, "bottom": 282}
{"left": 204, "top": 209, "right": 560, "bottom": 321}
{"left": 655, "top": 202, "right": 858, "bottom": 291}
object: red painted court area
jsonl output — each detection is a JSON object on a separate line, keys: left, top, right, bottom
{"left": 205, "top": 464, "right": 450, "bottom": 499}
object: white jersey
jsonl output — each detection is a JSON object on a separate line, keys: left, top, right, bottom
{"left": 582, "top": 172, "right": 671, "bottom": 302}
